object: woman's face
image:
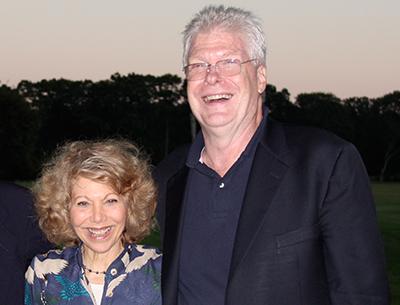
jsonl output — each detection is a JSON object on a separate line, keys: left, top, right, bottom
{"left": 69, "top": 176, "right": 127, "bottom": 257}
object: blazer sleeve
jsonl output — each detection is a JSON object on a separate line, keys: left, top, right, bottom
{"left": 319, "top": 143, "right": 390, "bottom": 305}
{"left": 21, "top": 190, "right": 52, "bottom": 269}
{"left": 0, "top": 182, "right": 51, "bottom": 269}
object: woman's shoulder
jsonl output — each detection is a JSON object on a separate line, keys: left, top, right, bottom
{"left": 34, "top": 246, "right": 78, "bottom": 262}
{"left": 25, "top": 247, "right": 79, "bottom": 285}
{"left": 124, "top": 244, "right": 162, "bottom": 270}
{"left": 26, "top": 247, "right": 78, "bottom": 278}
{"left": 129, "top": 243, "right": 162, "bottom": 257}
{"left": 100, "top": 244, "right": 161, "bottom": 302}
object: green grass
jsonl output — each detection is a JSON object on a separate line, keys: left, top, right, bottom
{"left": 372, "top": 182, "right": 400, "bottom": 305}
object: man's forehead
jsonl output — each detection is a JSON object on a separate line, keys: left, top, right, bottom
{"left": 193, "top": 28, "right": 242, "bottom": 44}
{"left": 189, "top": 29, "right": 248, "bottom": 58}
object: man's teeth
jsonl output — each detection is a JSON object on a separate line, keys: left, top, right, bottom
{"left": 203, "top": 94, "right": 232, "bottom": 102}
{"left": 88, "top": 227, "right": 111, "bottom": 236}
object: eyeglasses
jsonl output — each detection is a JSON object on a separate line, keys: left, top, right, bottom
{"left": 183, "top": 58, "right": 257, "bottom": 81}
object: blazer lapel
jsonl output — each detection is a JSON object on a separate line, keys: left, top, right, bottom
{"left": 228, "top": 118, "right": 291, "bottom": 279}
{"left": 162, "top": 167, "right": 189, "bottom": 305}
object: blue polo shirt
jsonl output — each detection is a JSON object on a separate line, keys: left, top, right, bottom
{"left": 178, "top": 110, "right": 268, "bottom": 305}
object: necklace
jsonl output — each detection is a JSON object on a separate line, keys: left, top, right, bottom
{"left": 82, "top": 264, "right": 106, "bottom": 275}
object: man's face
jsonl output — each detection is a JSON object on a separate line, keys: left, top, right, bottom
{"left": 186, "top": 29, "right": 267, "bottom": 134}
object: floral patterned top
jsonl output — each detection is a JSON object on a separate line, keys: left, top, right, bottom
{"left": 24, "top": 244, "right": 161, "bottom": 305}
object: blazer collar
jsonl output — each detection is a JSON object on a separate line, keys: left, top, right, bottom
{"left": 228, "top": 117, "right": 291, "bottom": 280}
{"left": 162, "top": 117, "right": 291, "bottom": 304}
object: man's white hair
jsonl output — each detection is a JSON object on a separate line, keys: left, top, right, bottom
{"left": 182, "top": 5, "right": 266, "bottom": 67}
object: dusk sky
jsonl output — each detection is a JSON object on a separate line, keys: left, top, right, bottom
{"left": 1, "top": 0, "right": 399, "bottom": 100}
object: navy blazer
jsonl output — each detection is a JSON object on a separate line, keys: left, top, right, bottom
{"left": 154, "top": 118, "right": 389, "bottom": 305}
{"left": 0, "top": 182, "right": 52, "bottom": 305}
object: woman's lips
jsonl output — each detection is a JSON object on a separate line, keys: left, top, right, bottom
{"left": 87, "top": 226, "right": 112, "bottom": 240}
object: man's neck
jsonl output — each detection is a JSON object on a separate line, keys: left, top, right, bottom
{"left": 201, "top": 114, "right": 263, "bottom": 177}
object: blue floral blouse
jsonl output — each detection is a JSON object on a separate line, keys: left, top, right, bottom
{"left": 24, "top": 244, "right": 161, "bottom": 305}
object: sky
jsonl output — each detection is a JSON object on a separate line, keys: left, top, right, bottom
{"left": 1, "top": 0, "right": 399, "bottom": 100}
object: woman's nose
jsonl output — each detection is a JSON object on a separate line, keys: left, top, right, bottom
{"left": 91, "top": 204, "right": 106, "bottom": 223}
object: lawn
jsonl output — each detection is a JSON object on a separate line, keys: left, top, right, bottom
{"left": 372, "top": 182, "right": 400, "bottom": 305}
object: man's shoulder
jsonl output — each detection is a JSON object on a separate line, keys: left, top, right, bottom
{"left": 0, "top": 182, "right": 33, "bottom": 221}
{"left": 271, "top": 119, "right": 352, "bottom": 152}
{"left": 153, "top": 144, "right": 190, "bottom": 180}
{"left": 265, "top": 119, "right": 366, "bottom": 176}
{"left": 0, "top": 181, "right": 31, "bottom": 201}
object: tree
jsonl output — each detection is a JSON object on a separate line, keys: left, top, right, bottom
{"left": 18, "top": 79, "right": 92, "bottom": 161}
{"left": 8, "top": 75, "right": 397, "bottom": 180}
{"left": 373, "top": 92, "right": 400, "bottom": 181}
{"left": 17, "top": 74, "right": 192, "bottom": 166}
{"left": 0, "top": 85, "right": 39, "bottom": 179}
{"left": 295, "top": 92, "right": 355, "bottom": 142}
{"left": 264, "top": 84, "right": 302, "bottom": 122}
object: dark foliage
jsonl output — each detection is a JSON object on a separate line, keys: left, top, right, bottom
{"left": 0, "top": 76, "right": 399, "bottom": 180}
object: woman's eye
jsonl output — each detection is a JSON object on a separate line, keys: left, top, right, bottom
{"left": 76, "top": 201, "right": 89, "bottom": 207}
{"left": 106, "top": 198, "right": 118, "bottom": 204}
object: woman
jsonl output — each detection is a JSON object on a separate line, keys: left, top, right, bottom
{"left": 25, "top": 140, "right": 161, "bottom": 305}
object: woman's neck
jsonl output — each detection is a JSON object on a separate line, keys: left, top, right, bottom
{"left": 81, "top": 242, "right": 124, "bottom": 284}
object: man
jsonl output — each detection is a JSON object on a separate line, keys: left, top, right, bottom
{"left": 0, "top": 182, "right": 52, "bottom": 305}
{"left": 154, "top": 5, "right": 389, "bottom": 305}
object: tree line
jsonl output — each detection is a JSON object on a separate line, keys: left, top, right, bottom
{"left": 0, "top": 73, "right": 399, "bottom": 181}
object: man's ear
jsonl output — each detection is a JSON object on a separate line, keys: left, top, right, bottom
{"left": 257, "top": 65, "right": 267, "bottom": 94}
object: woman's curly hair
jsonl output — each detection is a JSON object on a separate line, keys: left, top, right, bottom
{"left": 34, "top": 139, "right": 157, "bottom": 247}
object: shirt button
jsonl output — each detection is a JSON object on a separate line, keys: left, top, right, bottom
{"left": 219, "top": 182, "right": 225, "bottom": 189}
{"left": 110, "top": 268, "right": 117, "bottom": 276}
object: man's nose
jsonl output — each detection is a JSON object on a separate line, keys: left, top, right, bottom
{"left": 204, "top": 65, "right": 220, "bottom": 85}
